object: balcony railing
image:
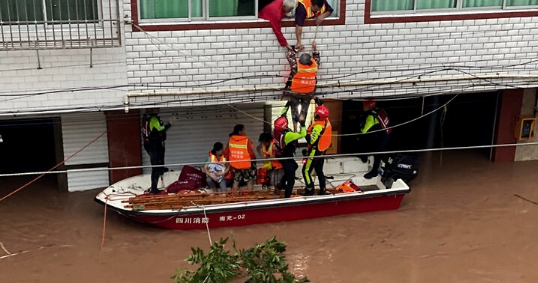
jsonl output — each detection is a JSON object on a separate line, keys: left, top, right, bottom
{"left": 0, "top": 0, "right": 121, "bottom": 50}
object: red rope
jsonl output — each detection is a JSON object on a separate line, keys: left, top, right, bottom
{"left": 101, "top": 198, "right": 108, "bottom": 250}
{"left": 0, "top": 131, "right": 107, "bottom": 202}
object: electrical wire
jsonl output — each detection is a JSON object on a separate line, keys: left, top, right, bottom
{"left": 2, "top": 141, "right": 538, "bottom": 179}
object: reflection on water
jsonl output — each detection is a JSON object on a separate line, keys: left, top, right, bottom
{"left": 2, "top": 151, "right": 538, "bottom": 282}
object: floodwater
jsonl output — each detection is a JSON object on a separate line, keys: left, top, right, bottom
{"left": 2, "top": 150, "right": 538, "bottom": 282}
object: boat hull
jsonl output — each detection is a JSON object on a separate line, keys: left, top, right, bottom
{"left": 99, "top": 192, "right": 407, "bottom": 230}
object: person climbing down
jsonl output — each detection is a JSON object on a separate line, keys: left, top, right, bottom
{"left": 142, "top": 112, "right": 172, "bottom": 194}
{"left": 302, "top": 102, "right": 332, "bottom": 196}
{"left": 281, "top": 40, "right": 320, "bottom": 131}
{"left": 273, "top": 115, "right": 307, "bottom": 198}
{"left": 360, "top": 99, "right": 391, "bottom": 179}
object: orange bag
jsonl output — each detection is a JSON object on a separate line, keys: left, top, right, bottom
{"left": 335, "top": 181, "right": 361, "bottom": 193}
{"left": 256, "top": 168, "right": 270, "bottom": 185}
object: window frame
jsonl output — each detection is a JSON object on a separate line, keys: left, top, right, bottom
{"left": 138, "top": 0, "right": 260, "bottom": 23}
{"left": 365, "top": 0, "right": 538, "bottom": 23}
{"left": 131, "top": 0, "right": 346, "bottom": 32}
{"left": 0, "top": 0, "right": 101, "bottom": 25}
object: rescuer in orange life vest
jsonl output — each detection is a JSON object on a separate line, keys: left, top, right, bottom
{"left": 224, "top": 124, "right": 257, "bottom": 191}
{"left": 302, "top": 103, "right": 332, "bottom": 196}
{"left": 282, "top": 40, "right": 320, "bottom": 131}
{"left": 203, "top": 142, "right": 230, "bottom": 192}
{"left": 273, "top": 116, "right": 307, "bottom": 198}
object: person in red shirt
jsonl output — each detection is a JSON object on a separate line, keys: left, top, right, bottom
{"left": 258, "top": 0, "right": 296, "bottom": 51}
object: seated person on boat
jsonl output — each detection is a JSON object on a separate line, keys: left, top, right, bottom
{"left": 203, "top": 142, "right": 230, "bottom": 192}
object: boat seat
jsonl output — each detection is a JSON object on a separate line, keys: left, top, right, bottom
{"left": 341, "top": 158, "right": 369, "bottom": 175}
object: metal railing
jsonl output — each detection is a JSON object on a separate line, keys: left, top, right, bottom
{"left": 0, "top": 0, "right": 121, "bottom": 50}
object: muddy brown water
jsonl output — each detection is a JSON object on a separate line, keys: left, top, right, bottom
{"left": 2, "top": 151, "right": 538, "bottom": 282}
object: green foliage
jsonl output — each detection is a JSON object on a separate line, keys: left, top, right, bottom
{"left": 171, "top": 237, "right": 240, "bottom": 283}
{"left": 171, "top": 234, "right": 309, "bottom": 283}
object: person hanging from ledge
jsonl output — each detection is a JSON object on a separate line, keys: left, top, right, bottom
{"left": 302, "top": 102, "right": 332, "bottom": 196}
{"left": 273, "top": 116, "right": 307, "bottom": 198}
{"left": 281, "top": 40, "right": 320, "bottom": 131}
{"left": 142, "top": 111, "right": 172, "bottom": 194}
{"left": 294, "top": 0, "right": 333, "bottom": 50}
{"left": 258, "top": 0, "right": 297, "bottom": 51}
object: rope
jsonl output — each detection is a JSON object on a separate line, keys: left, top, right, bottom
{"left": 1, "top": 140, "right": 538, "bottom": 179}
{"left": 191, "top": 201, "right": 213, "bottom": 246}
{"left": 226, "top": 103, "right": 272, "bottom": 125}
{"left": 0, "top": 242, "right": 12, "bottom": 255}
{"left": 0, "top": 130, "right": 107, "bottom": 202}
{"left": 101, "top": 197, "right": 108, "bottom": 251}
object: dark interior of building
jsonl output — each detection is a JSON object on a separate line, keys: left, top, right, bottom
{"left": 0, "top": 118, "right": 57, "bottom": 174}
{"left": 341, "top": 92, "right": 499, "bottom": 159}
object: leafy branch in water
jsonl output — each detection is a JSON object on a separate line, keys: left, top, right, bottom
{"left": 171, "top": 234, "right": 309, "bottom": 283}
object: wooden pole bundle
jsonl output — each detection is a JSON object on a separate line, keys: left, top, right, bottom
{"left": 123, "top": 187, "right": 354, "bottom": 211}
{"left": 125, "top": 190, "right": 283, "bottom": 211}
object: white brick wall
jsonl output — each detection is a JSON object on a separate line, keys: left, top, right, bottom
{"left": 2, "top": 0, "right": 538, "bottom": 115}
{"left": 0, "top": 47, "right": 128, "bottom": 115}
{"left": 121, "top": 0, "right": 538, "bottom": 107}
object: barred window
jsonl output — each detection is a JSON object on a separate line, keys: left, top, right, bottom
{"left": 0, "top": 0, "right": 98, "bottom": 24}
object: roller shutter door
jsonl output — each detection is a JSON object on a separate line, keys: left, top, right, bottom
{"left": 62, "top": 112, "right": 109, "bottom": 192}
{"left": 142, "top": 103, "right": 266, "bottom": 173}
{"left": 142, "top": 103, "right": 265, "bottom": 172}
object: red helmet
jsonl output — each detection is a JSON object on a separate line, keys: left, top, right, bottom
{"left": 274, "top": 117, "right": 288, "bottom": 131}
{"left": 363, "top": 99, "right": 376, "bottom": 109}
{"left": 315, "top": 106, "right": 330, "bottom": 119}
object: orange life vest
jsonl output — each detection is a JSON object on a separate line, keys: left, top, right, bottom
{"left": 297, "top": 0, "right": 327, "bottom": 19}
{"left": 336, "top": 181, "right": 361, "bottom": 193}
{"left": 307, "top": 119, "right": 332, "bottom": 151}
{"left": 256, "top": 168, "right": 270, "bottom": 185}
{"left": 209, "top": 152, "right": 226, "bottom": 163}
{"left": 262, "top": 141, "right": 283, "bottom": 169}
{"left": 291, "top": 59, "right": 318, "bottom": 94}
{"left": 228, "top": 135, "right": 252, "bottom": 169}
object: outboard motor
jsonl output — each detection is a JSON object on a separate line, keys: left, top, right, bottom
{"left": 381, "top": 153, "right": 419, "bottom": 189}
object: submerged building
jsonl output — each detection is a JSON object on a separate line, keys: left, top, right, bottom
{"left": 1, "top": 0, "right": 538, "bottom": 192}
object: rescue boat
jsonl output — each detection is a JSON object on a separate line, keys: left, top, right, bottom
{"left": 94, "top": 157, "right": 413, "bottom": 230}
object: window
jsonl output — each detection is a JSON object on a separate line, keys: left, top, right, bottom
{"left": 371, "top": 0, "right": 538, "bottom": 12}
{"left": 0, "top": 0, "right": 98, "bottom": 23}
{"left": 139, "top": 0, "right": 340, "bottom": 22}
{"left": 140, "top": 0, "right": 257, "bottom": 20}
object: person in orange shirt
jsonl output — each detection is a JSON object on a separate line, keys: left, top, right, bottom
{"left": 294, "top": 0, "right": 333, "bottom": 50}
{"left": 224, "top": 124, "right": 257, "bottom": 191}
{"left": 282, "top": 40, "right": 320, "bottom": 131}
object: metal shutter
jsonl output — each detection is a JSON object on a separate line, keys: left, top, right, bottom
{"left": 61, "top": 112, "right": 109, "bottom": 191}
{"left": 142, "top": 103, "right": 265, "bottom": 173}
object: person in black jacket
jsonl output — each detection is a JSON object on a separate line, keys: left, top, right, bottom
{"left": 359, "top": 99, "right": 391, "bottom": 179}
{"left": 143, "top": 112, "right": 171, "bottom": 194}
